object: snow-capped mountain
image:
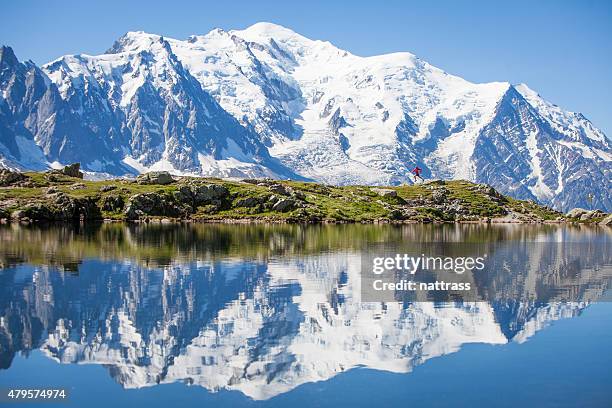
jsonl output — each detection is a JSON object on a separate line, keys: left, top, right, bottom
{"left": 1, "top": 23, "right": 611, "bottom": 210}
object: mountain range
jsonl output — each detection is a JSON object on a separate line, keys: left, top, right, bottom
{"left": 1, "top": 22, "right": 610, "bottom": 211}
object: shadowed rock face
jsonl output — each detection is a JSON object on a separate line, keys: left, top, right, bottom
{"left": 1, "top": 24, "right": 611, "bottom": 211}
{"left": 0, "top": 224, "right": 609, "bottom": 399}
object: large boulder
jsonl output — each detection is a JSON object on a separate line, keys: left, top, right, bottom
{"left": 431, "top": 188, "right": 449, "bottom": 204}
{"left": 11, "top": 193, "right": 101, "bottom": 221}
{"left": 60, "top": 163, "right": 84, "bottom": 178}
{"left": 174, "top": 182, "right": 229, "bottom": 207}
{"left": 101, "top": 195, "right": 125, "bottom": 212}
{"left": 600, "top": 214, "right": 612, "bottom": 226}
{"left": 0, "top": 169, "right": 27, "bottom": 186}
{"left": 136, "top": 171, "right": 174, "bottom": 185}
{"left": 580, "top": 209, "right": 605, "bottom": 221}
{"left": 124, "top": 192, "right": 190, "bottom": 220}
{"left": 567, "top": 208, "right": 590, "bottom": 219}
{"left": 235, "top": 197, "right": 262, "bottom": 208}
{"left": 269, "top": 184, "right": 291, "bottom": 195}
{"left": 272, "top": 198, "right": 298, "bottom": 212}
{"left": 372, "top": 188, "right": 397, "bottom": 198}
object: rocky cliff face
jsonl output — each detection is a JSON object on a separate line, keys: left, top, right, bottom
{"left": 1, "top": 23, "right": 610, "bottom": 211}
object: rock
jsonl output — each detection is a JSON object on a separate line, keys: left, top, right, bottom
{"left": 101, "top": 195, "right": 125, "bottom": 212}
{"left": 136, "top": 171, "right": 174, "bottom": 185}
{"left": 235, "top": 197, "right": 261, "bottom": 208}
{"left": 388, "top": 209, "right": 404, "bottom": 220}
{"left": 0, "top": 169, "right": 27, "bottom": 186}
{"left": 599, "top": 214, "right": 612, "bottom": 226}
{"left": 11, "top": 193, "right": 101, "bottom": 221}
{"left": 45, "top": 173, "right": 59, "bottom": 182}
{"left": 0, "top": 208, "right": 9, "bottom": 220}
{"left": 175, "top": 183, "right": 230, "bottom": 207}
{"left": 69, "top": 183, "right": 86, "bottom": 190}
{"left": 269, "top": 184, "right": 290, "bottom": 195}
{"left": 272, "top": 198, "right": 297, "bottom": 212}
{"left": 192, "top": 184, "right": 229, "bottom": 205}
{"left": 124, "top": 192, "right": 190, "bottom": 220}
{"left": 579, "top": 209, "right": 605, "bottom": 221}
{"left": 372, "top": 188, "right": 397, "bottom": 198}
{"left": 292, "top": 190, "right": 306, "bottom": 200}
{"left": 61, "top": 163, "right": 84, "bottom": 178}
{"left": 567, "top": 208, "right": 590, "bottom": 218}
{"left": 431, "top": 188, "right": 449, "bottom": 204}
{"left": 45, "top": 186, "right": 59, "bottom": 194}
{"left": 470, "top": 184, "right": 503, "bottom": 199}
{"left": 100, "top": 185, "right": 117, "bottom": 192}
{"left": 240, "top": 179, "right": 260, "bottom": 185}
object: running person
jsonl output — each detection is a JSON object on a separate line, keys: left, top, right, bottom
{"left": 411, "top": 166, "right": 424, "bottom": 183}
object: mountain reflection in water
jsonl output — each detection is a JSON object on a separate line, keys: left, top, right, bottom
{"left": 0, "top": 223, "right": 610, "bottom": 400}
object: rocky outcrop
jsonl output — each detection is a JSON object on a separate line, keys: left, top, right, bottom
{"left": 124, "top": 192, "right": 190, "bottom": 220}
{"left": 136, "top": 171, "right": 175, "bottom": 185}
{"left": 600, "top": 214, "right": 612, "bottom": 226}
{"left": 60, "top": 163, "right": 83, "bottom": 178}
{"left": 567, "top": 208, "right": 606, "bottom": 221}
{"left": 0, "top": 170, "right": 28, "bottom": 186}
{"left": 372, "top": 188, "right": 397, "bottom": 198}
{"left": 0, "top": 173, "right": 594, "bottom": 224}
{"left": 10, "top": 193, "right": 100, "bottom": 222}
{"left": 271, "top": 198, "right": 298, "bottom": 212}
{"left": 173, "top": 182, "right": 230, "bottom": 211}
{"left": 101, "top": 195, "right": 125, "bottom": 212}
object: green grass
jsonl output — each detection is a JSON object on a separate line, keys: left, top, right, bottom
{"left": 0, "top": 172, "right": 574, "bottom": 223}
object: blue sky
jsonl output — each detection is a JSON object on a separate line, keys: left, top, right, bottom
{"left": 2, "top": 0, "right": 611, "bottom": 136}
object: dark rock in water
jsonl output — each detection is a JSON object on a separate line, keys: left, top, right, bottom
{"left": 124, "top": 192, "right": 190, "bottom": 220}
{"left": 136, "top": 171, "right": 174, "bottom": 185}
{"left": 101, "top": 195, "right": 125, "bottom": 212}
{"left": 60, "top": 163, "right": 84, "bottom": 179}
{"left": 0, "top": 207, "right": 9, "bottom": 219}
{"left": 0, "top": 169, "right": 27, "bottom": 186}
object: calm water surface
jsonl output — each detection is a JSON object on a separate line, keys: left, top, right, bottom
{"left": 0, "top": 223, "right": 610, "bottom": 407}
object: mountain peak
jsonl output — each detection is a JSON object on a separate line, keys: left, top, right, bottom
{"left": 233, "top": 21, "right": 311, "bottom": 46}
{"left": 0, "top": 45, "right": 19, "bottom": 67}
{"left": 106, "top": 31, "right": 163, "bottom": 54}
{"left": 241, "top": 22, "right": 299, "bottom": 36}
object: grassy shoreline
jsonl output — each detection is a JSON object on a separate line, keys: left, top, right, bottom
{"left": 0, "top": 169, "right": 606, "bottom": 225}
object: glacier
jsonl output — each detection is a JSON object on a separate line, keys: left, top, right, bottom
{"left": 1, "top": 22, "right": 610, "bottom": 211}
